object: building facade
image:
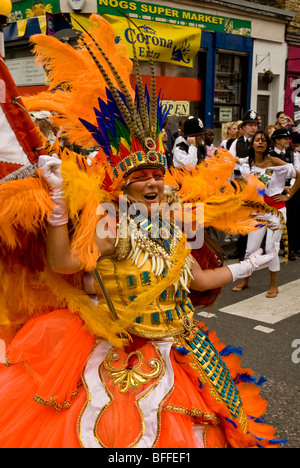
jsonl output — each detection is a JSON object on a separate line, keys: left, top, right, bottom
{"left": 284, "top": 0, "right": 300, "bottom": 131}
{"left": 3, "top": 0, "right": 295, "bottom": 143}
{"left": 246, "top": 0, "right": 300, "bottom": 130}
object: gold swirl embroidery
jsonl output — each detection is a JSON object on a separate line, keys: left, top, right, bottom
{"left": 162, "top": 404, "right": 220, "bottom": 424}
{"left": 33, "top": 382, "right": 82, "bottom": 412}
{"left": 104, "top": 350, "right": 162, "bottom": 393}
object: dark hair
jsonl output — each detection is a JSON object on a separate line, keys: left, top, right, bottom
{"left": 276, "top": 111, "right": 285, "bottom": 119}
{"left": 248, "top": 130, "right": 270, "bottom": 168}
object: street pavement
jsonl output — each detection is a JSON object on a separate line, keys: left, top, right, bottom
{"left": 196, "top": 247, "right": 300, "bottom": 449}
{"left": 0, "top": 246, "right": 299, "bottom": 448}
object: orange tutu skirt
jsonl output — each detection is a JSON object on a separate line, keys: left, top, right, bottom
{"left": 0, "top": 310, "right": 282, "bottom": 448}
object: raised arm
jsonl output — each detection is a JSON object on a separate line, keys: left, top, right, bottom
{"left": 40, "top": 155, "right": 117, "bottom": 273}
{"left": 46, "top": 224, "right": 82, "bottom": 275}
{"left": 39, "top": 155, "right": 82, "bottom": 274}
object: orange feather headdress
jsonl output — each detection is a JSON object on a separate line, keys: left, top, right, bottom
{"left": 24, "top": 14, "right": 168, "bottom": 189}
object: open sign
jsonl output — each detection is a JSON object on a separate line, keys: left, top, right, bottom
{"left": 162, "top": 100, "right": 190, "bottom": 116}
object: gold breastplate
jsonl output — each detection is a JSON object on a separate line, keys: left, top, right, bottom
{"left": 93, "top": 212, "right": 194, "bottom": 338}
{"left": 94, "top": 255, "right": 194, "bottom": 339}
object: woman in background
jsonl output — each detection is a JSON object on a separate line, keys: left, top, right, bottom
{"left": 233, "top": 130, "right": 300, "bottom": 297}
{"left": 219, "top": 121, "right": 238, "bottom": 150}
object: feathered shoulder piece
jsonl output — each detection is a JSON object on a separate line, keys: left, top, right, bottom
{"left": 165, "top": 148, "right": 287, "bottom": 240}
{"left": 0, "top": 140, "right": 123, "bottom": 347}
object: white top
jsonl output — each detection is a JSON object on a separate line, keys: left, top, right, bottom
{"left": 173, "top": 139, "right": 197, "bottom": 168}
{"left": 240, "top": 163, "right": 296, "bottom": 197}
{"left": 172, "top": 135, "right": 184, "bottom": 153}
{"left": 206, "top": 144, "right": 217, "bottom": 156}
{"left": 293, "top": 151, "right": 300, "bottom": 171}
{"left": 291, "top": 151, "right": 300, "bottom": 185}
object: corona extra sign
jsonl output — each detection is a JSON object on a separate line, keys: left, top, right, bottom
{"left": 104, "top": 15, "right": 201, "bottom": 67}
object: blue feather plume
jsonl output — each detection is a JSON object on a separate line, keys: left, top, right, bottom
{"left": 173, "top": 346, "right": 190, "bottom": 355}
{"left": 234, "top": 373, "right": 267, "bottom": 386}
{"left": 220, "top": 345, "right": 243, "bottom": 357}
{"left": 225, "top": 417, "right": 237, "bottom": 428}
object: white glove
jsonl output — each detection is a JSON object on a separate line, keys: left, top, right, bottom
{"left": 38, "top": 154, "right": 63, "bottom": 191}
{"left": 227, "top": 243, "right": 280, "bottom": 282}
{"left": 38, "top": 154, "right": 68, "bottom": 226}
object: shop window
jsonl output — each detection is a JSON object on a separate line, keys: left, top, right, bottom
{"left": 214, "top": 52, "right": 248, "bottom": 144}
{"left": 5, "top": 44, "right": 33, "bottom": 60}
{"left": 257, "top": 95, "right": 269, "bottom": 130}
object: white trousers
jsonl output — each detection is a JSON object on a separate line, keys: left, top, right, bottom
{"left": 245, "top": 207, "right": 286, "bottom": 273}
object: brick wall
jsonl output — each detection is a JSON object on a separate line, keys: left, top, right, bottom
{"left": 249, "top": 0, "right": 300, "bottom": 31}
{"left": 284, "top": 0, "right": 300, "bottom": 31}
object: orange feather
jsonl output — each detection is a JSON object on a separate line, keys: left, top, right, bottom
{"left": 23, "top": 16, "right": 134, "bottom": 149}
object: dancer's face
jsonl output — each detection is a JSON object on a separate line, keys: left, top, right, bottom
{"left": 124, "top": 168, "right": 165, "bottom": 214}
{"left": 253, "top": 133, "right": 268, "bottom": 153}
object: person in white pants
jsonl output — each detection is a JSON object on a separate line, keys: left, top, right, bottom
{"left": 233, "top": 130, "right": 300, "bottom": 298}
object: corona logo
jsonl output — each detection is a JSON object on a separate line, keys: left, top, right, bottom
{"left": 125, "top": 26, "right": 173, "bottom": 50}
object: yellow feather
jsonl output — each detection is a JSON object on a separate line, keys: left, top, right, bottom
{"left": 165, "top": 149, "right": 274, "bottom": 236}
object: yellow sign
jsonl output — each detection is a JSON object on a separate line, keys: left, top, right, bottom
{"left": 38, "top": 15, "right": 47, "bottom": 34}
{"left": 17, "top": 19, "right": 28, "bottom": 37}
{"left": 70, "top": 13, "right": 99, "bottom": 32}
{"left": 98, "top": 0, "right": 251, "bottom": 36}
{"left": 103, "top": 14, "right": 201, "bottom": 68}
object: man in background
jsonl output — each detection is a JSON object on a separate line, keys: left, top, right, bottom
{"left": 173, "top": 116, "right": 207, "bottom": 168}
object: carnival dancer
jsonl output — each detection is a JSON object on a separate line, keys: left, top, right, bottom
{"left": 233, "top": 130, "right": 300, "bottom": 297}
{"left": 0, "top": 15, "right": 285, "bottom": 448}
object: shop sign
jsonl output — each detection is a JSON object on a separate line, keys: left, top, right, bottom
{"left": 162, "top": 100, "right": 190, "bottom": 117}
{"left": 7, "top": 0, "right": 60, "bottom": 22}
{"left": 97, "top": 0, "right": 251, "bottom": 36}
{"left": 6, "top": 57, "right": 46, "bottom": 86}
{"left": 100, "top": 14, "right": 201, "bottom": 67}
{"left": 219, "top": 107, "right": 232, "bottom": 122}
